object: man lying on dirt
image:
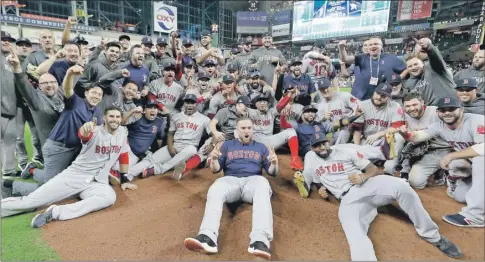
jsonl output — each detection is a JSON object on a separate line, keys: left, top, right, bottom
{"left": 292, "top": 132, "right": 462, "bottom": 261}
{"left": 1, "top": 107, "right": 137, "bottom": 227}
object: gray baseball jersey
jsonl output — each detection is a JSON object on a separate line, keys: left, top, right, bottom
{"left": 404, "top": 105, "right": 449, "bottom": 149}
{"left": 195, "top": 46, "right": 223, "bottom": 72}
{"left": 248, "top": 108, "right": 278, "bottom": 136}
{"left": 415, "top": 113, "right": 484, "bottom": 151}
{"left": 316, "top": 92, "right": 359, "bottom": 122}
{"left": 354, "top": 100, "right": 404, "bottom": 138}
{"left": 301, "top": 52, "right": 333, "bottom": 80}
{"left": 169, "top": 111, "right": 211, "bottom": 148}
{"left": 233, "top": 52, "right": 253, "bottom": 77}
{"left": 185, "top": 86, "right": 214, "bottom": 116}
{"left": 71, "top": 126, "right": 129, "bottom": 184}
{"left": 303, "top": 147, "right": 370, "bottom": 199}
{"left": 147, "top": 79, "right": 184, "bottom": 112}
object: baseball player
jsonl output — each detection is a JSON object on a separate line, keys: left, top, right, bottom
{"left": 247, "top": 93, "right": 304, "bottom": 170}
{"left": 110, "top": 99, "right": 165, "bottom": 182}
{"left": 399, "top": 92, "right": 451, "bottom": 188}
{"left": 315, "top": 78, "right": 360, "bottom": 144}
{"left": 1, "top": 107, "right": 137, "bottom": 227}
{"left": 454, "top": 78, "right": 484, "bottom": 115}
{"left": 146, "top": 61, "right": 184, "bottom": 116}
{"left": 248, "top": 32, "right": 285, "bottom": 85}
{"left": 283, "top": 58, "right": 316, "bottom": 100}
{"left": 207, "top": 75, "right": 240, "bottom": 119}
{"left": 200, "top": 60, "right": 223, "bottom": 90}
{"left": 398, "top": 96, "right": 484, "bottom": 228}
{"left": 301, "top": 40, "right": 335, "bottom": 82}
{"left": 173, "top": 96, "right": 252, "bottom": 180}
{"left": 232, "top": 38, "right": 253, "bottom": 79}
{"left": 453, "top": 49, "right": 484, "bottom": 94}
{"left": 185, "top": 72, "right": 215, "bottom": 116}
{"left": 351, "top": 83, "right": 405, "bottom": 174}
{"left": 184, "top": 116, "right": 278, "bottom": 260}
{"left": 237, "top": 70, "right": 275, "bottom": 106}
{"left": 293, "top": 132, "right": 462, "bottom": 261}
{"left": 195, "top": 30, "right": 225, "bottom": 71}
{"left": 127, "top": 94, "right": 211, "bottom": 178}
{"left": 388, "top": 73, "right": 405, "bottom": 106}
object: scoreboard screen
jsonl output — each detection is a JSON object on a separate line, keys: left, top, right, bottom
{"left": 292, "top": 0, "right": 391, "bottom": 41}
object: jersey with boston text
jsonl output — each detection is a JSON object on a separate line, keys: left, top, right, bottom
{"left": 248, "top": 107, "right": 278, "bottom": 137}
{"left": 404, "top": 105, "right": 449, "bottom": 149}
{"left": 354, "top": 100, "right": 404, "bottom": 138}
{"left": 147, "top": 79, "right": 184, "bottom": 112}
{"left": 303, "top": 146, "right": 370, "bottom": 199}
{"left": 423, "top": 113, "right": 484, "bottom": 151}
{"left": 316, "top": 91, "right": 359, "bottom": 122}
{"left": 169, "top": 111, "right": 211, "bottom": 148}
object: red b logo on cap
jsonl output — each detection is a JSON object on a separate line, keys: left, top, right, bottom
{"left": 444, "top": 97, "right": 450, "bottom": 103}
{"left": 463, "top": 79, "right": 468, "bottom": 84}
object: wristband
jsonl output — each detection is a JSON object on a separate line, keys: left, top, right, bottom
{"left": 360, "top": 174, "right": 365, "bottom": 184}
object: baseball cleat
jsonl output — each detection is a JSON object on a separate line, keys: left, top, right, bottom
{"left": 31, "top": 205, "right": 56, "bottom": 228}
{"left": 442, "top": 214, "right": 484, "bottom": 228}
{"left": 381, "top": 133, "right": 395, "bottom": 160}
{"left": 31, "top": 158, "right": 44, "bottom": 168}
{"left": 20, "top": 162, "right": 36, "bottom": 179}
{"left": 289, "top": 156, "right": 304, "bottom": 171}
{"left": 184, "top": 234, "right": 218, "bottom": 254}
{"left": 430, "top": 236, "right": 462, "bottom": 258}
{"left": 293, "top": 171, "right": 309, "bottom": 198}
{"left": 141, "top": 166, "right": 155, "bottom": 179}
{"left": 109, "top": 169, "right": 120, "bottom": 185}
{"left": 173, "top": 162, "right": 186, "bottom": 181}
{"left": 248, "top": 241, "right": 271, "bottom": 260}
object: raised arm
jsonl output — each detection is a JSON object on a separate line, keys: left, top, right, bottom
{"left": 62, "top": 65, "right": 84, "bottom": 98}
{"left": 61, "top": 16, "right": 76, "bottom": 45}
{"left": 338, "top": 40, "right": 355, "bottom": 65}
{"left": 37, "top": 49, "right": 65, "bottom": 75}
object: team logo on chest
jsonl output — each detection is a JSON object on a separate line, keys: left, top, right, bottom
{"left": 152, "top": 125, "right": 158, "bottom": 134}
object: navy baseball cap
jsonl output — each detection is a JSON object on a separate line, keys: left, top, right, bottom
{"left": 184, "top": 59, "right": 194, "bottom": 67}
{"left": 73, "top": 36, "right": 88, "bottom": 45}
{"left": 162, "top": 61, "right": 176, "bottom": 70}
{"left": 16, "top": 37, "right": 31, "bottom": 47}
{"left": 302, "top": 105, "right": 318, "bottom": 113}
{"left": 119, "top": 35, "right": 131, "bottom": 41}
{"left": 316, "top": 78, "right": 331, "bottom": 89}
{"left": 106, "top": 41, "right": 122, "bottom": 50}
{"left": 198, "top": 72, "right": 210, "bottom": 80}
{"left": 236, "top": 96, "right": 251, "bottom": 106}
{"left": 290, "top": 58, "right": 302, "bottom": 66}
{"left": 0, "top": 31, "right": 15, "bottom": 43}
{"left": 252, "top": 93, "right": 270, "bottom": 104}
{"left": 250, "top": 70, "right": 261, "bottom": 78}
{"left": 455, "top": 78, "right": 478, "bottom": 89}
{"left": 145, "top": 99, "right": 158, "bottom": 108}
{"left": 182, "top": 38, "right": 193, "bottom": 46}
{"left": 203, "top": 60, "right": 217, "bottom": 67}
{"left": 314, "top": 39, "right": 326, "bottom": 49}
{"left": 156, "top": 37, "right": 168, "bottom": 45}
{"left": 389, "top": 74, "right": 401, "bottom": 85}
{"left": 184, "top": 94, "right": 198, "bottom": 103}
{"left": 141, "top": 36, "right": 153, "bottom": 45}
{"left": 263, "top": 32, "right": 272, "bottom": 37}
{"left": 374, "top": 83, "right": 392, "bottom": 97}
{"left": 222, "top": 75, "right": 235, "bottom": 83}
{"left": 310, "top": 132, "right": 328, "bottom": 147}
{"left": 201, "top": 30, "right": 211, "bottom": 37}
{"left": 436, "top": 96, "right": 461, "bottom": 109}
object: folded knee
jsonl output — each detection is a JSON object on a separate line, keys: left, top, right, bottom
{"left": 98, "top": 191, "right": 117, "bottom": 207}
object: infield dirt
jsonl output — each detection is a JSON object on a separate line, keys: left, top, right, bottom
{"left": 40, "top": 156, "right": 484, "bottom": 260}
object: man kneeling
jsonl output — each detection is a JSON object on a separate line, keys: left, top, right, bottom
{"left": 184, "top": 117, "right": 278, "bottom": 260}
{"left": 1, "top": 107, "right": 137, "bottom": 227}
{"left": 293, "top": 132, "right": 462, "bottom": 261}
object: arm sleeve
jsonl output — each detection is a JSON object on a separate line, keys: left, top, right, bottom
{"left": 426, "top": 44, "right": 448, "bottom": 75}
{"left": 354, "top": 54, "right": 364, "bottom": 67}
{"left": 279, "top": 114, "right": 293, "bottom": 129}
{"left": 75, "top": 64, "right": 96, "bottom": 91}
{"left": 168, "top": 116, "right": 177, "bottom": 132}
{"left": 471, "top": 117, "right": 485, "bottom": 144}
{"left": 14, "top": 73, "right": 41, "bottom": 111}
{"left": 261, "top": 146, "right": 271, "bottom": 174}
{"left": 156, "top": 120, "right": 166, "bottom": 140}
{"left": 390, "top": 106, "right": 405, "bottom": 128}
{"left": 349, "top": 149, "right": 371, "bottom": 170}
{"left": 217, "top": 142, "right": 228, "bottom": 172}
{"left": 214, "top": 109, "right": 229, "bottom": 127}
{"left": 98, "top": 69, "right": 123, "bottom": 88}
{"left": 77, "top": 127, "right": 95, "bottom": 143}
{"left": 307, "top": 77, "right": 316, "bottom": 94}
{"left": 302, "top": 152, "right": 318, "bottom": 186}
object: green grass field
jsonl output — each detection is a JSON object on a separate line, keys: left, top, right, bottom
{"left": 1, "top": 88, "right": 353, "bottom": 260}
{"left": 1, "top": 125, "right": 60, "bottom": 261}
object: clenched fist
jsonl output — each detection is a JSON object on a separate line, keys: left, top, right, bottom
{"left": 348, "top": 173, "right": 365, "bottom": 185}
{"left": 67, "top": 65, "right": 84, "bottom": 76}
{"left": 318, "top": 187, "right": 329, "bottom": 199}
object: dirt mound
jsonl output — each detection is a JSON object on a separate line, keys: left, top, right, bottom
{"left": 41, "top": 156, "right": 484, "bottom": 260}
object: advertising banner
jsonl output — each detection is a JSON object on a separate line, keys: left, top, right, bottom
{"left": 153, "top": 2, "right": 177, "bottom": 33}
{"left": 385, "top": 38, "right": 404, "bottom": 45}
{"left": 237, "top": 11, "right": 269, "bottom": 34}
{"left": 394, "top": 22, "right": 431, "bottom": 32}
{"left": 0, "top": 14, "right": 97, "bottom": 32}
{"left": 397, "top": 0, "right": 433, "bottom": 21}
{"left": 272, "top": 10, "right": 292, "bottom": 25}
{"left": 272, "top": 24, "right": 290, "bottom": 37}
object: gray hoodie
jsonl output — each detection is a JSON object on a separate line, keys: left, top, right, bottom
{"left": 76, "top": 53, "right": 120, "bottom": 92}
{"left": 14, "top": 72, "right": 65, "bottom": 145}
{"left": 143, "top": 54, "right": 160, "bottom": 81}
{"left": 1, "top": 54, "right": 16, "bottom": 118}
{"left": 462, "top": 93, "right": 485, "bottom": 115}
{"left": 403, "top": 44, "right": 456, "bottom": 106}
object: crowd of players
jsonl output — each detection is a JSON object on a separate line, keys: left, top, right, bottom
{"left": 0, "top": 20, "right": 484, "bottom": 261}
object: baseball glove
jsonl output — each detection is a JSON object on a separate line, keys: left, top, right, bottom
{"left": 400, "top": 141, "right": 430, "bottom": 164}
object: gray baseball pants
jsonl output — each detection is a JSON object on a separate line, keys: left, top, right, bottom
{"left": 16, "top": 106, "right": 42, "bottom": 166}
{"left": 198, "top": 175, "right": 273, "bottom": 248}
{"left": 1, "top": 115, "right": 17, "bottom": 174}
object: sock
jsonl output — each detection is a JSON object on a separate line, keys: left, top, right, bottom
{"left": 185, "top": 155, "right": 201, "bottom": 173}
{"left": 3, "top": 179, "right": 13, "bottom": 188}
{"left": 288, "top": 136, "right": 299, "bottom": 157}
